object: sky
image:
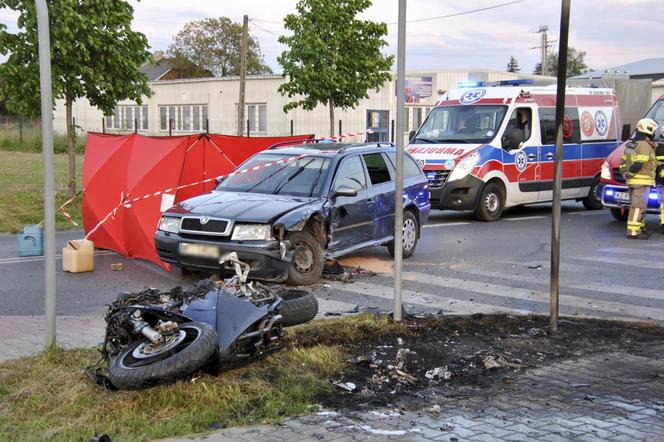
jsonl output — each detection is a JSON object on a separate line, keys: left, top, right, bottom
{"left": 1, "top": 0, "right": 663, "bottom": 74}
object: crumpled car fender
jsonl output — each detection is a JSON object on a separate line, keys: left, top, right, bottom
{"left": 272, "top": 201, "right": 330, "bottom": 234}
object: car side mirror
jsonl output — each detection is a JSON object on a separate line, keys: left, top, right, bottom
{"left": 408, "top": 130, "right": 416, "bottom": 143}
{"left": 214, "top": 176, "right": 225, "bottom": 186}
{"left": 331, "top": 186, "right": 358, "bottom": 199}
{"left": 621, "top": 123, "right": 631, "bottom": 142}
{"left": 502, "top": 128, "right": 524, "bottom": 150}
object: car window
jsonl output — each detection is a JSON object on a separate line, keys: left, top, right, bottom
{"left": 504, "top": 107, "right": 533, "bottom": 142}
{"left": 333, "top": 156, "right": 367, "bottom": 192}
{"left": 387, "top": 152, "right": 423, "bottom": 178}
{"left": 363, "top": 153, "right": 392, "bottom": 185}
{"left": 539, "top": 107, "right": 581, "bottom": 144}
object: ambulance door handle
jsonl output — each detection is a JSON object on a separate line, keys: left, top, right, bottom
{"left": 545, "top": 153, "right": 554, "bottom": 160}
{"left": 527, "top": 153, "right": 537, "bottom": 160}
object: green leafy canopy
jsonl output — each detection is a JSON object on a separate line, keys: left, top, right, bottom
{"left": 168, "top": 17, "right": 272, "bottom": 77}
{"left": 277, "top": 0, "right": 394, "bottom": 113}
{"left": 0, "top": 0, "right": 152, "bottom": 117}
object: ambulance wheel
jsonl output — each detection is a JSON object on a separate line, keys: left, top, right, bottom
{"left": 582, "top": 176, "right": 603, "bottom": 210}
{"left": 474, "top": 182, "right": 504, "bottom": 222}
{"left": 610, "top": 207, "right": 628, "bottom": 221}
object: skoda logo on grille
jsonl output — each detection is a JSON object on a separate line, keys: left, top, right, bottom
{"left": 200, "top": 216, "right": 210, "bottom": 225}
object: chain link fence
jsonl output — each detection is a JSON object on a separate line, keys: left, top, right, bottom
{"left": 0, "top": 114, "right": 84, "bottom": 153}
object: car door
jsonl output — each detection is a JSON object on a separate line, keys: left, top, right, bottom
{"left": 362, "top": 152, "right": 395, "bottom": 240}
{"left": 328, "top": 155, "right": 374, "bottom": 252}
{"left": 502, "top": 106, "right": 540, "bottom": 204}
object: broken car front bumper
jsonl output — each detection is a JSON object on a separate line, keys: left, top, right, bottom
{"left": 154, "top": 231, "right": 292, "bottom": 282}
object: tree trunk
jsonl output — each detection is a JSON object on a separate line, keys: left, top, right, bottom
{"left": 65, "top": 96, "right": 76, "bottom": 196}
{"left": 328, "top": 98, "right": 335, "bottom": 139}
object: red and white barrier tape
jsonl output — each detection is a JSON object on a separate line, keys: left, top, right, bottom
{"left": 56, "top": 191, "right": 82, "bottom": 227}
{"left": 323, "top": 129, "right": 374, "bottom": 141}
{"left": 84, "top": 154, "right": 308, "bottom": 240}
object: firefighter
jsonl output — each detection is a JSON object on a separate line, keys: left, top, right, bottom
{"left": 657, "top": 127, "right": 664, "bottom": 233}
{"left": 619, "top": 118, "right": 658, "bottom": 239}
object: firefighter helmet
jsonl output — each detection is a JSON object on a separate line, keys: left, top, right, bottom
{"left": 636, "top": 118, "right": 658, "bottom": 137}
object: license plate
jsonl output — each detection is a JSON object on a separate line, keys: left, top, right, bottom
{"left": 615, "top": 191, "right": 629, "bottom": 202}
{"left": 179, "top": 243, "right": 219, "bottom": 259}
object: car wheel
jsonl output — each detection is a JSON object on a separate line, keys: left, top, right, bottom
{"left": 610, "top": 207, "right": 627, "bottom": 221}
{"left": 388, "top": 210, "right": 419, "bottom": 259}
{"left": 286, "top": 231, "right": 324, "bottom": 286}
{"left": 582, "top": 176, "right": 603, "bottom": 210}
{"left": 474, "top": 182, "right": 504, "bottom": 222}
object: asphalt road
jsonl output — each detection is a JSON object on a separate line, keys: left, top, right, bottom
{"left": 2, "top": 201, "right": 664, "bottom": 323}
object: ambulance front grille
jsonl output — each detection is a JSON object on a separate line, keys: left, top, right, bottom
{"left": 426, "top": 170, "right": 451, "bottom": 188}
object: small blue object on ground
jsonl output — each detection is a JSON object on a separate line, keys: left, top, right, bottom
{"left": 17, "top": 225, "right": 43, "bottom": 257}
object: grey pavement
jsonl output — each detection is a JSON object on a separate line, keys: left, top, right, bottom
{"left": 158, "top": 344, "right": 664, "bottom": 442}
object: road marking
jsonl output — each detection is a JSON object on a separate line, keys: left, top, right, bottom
{"left": 572, "top": 255, "right": 664, "bottom": 270}
{"left": 400, "top": 270, "right": 664, "bottom": 320}
{"left": 569, "top": 210, "right": 610, "bottom": 216}
{"left": 597, "top": 247, "right": 664, "bottom": 258}
{"left": 422, "top": 222, "right": 471, "bottom": 229}
{"left": 0, "top": 250, "right": 117, "bottom": 265}
{"left": 504, "top": 216, "right": 547, "bottom": 221}
{"left": 450, "top": 262, "right": 664, "bottom": 302}
{"left": 330, "top": 281, "right": 531, "bottom": 316}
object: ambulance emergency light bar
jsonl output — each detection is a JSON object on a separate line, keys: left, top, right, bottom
{"left": 457, "top": 79, "right": 534, "bottom": 88}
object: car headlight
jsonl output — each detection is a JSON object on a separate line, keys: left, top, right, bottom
{"left": 231, "top": 224, "right": 272, "bottom": 241}
{"left": 600, "top": 160, "right": 611, "bottom": 181}
{"left": 158, "top": 216, "right": 180, "bottom": 234}
{"left": 448, "top": 152, "right": 480, "bottom": 182}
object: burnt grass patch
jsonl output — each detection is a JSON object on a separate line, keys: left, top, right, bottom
{"left": 293, "top": 313, "right": 664, "bottom": 410}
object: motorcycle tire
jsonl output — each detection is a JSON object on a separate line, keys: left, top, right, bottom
{"left": 276, "top": 289, "right": 319, "bottom": 327}
{"left": 108, "top": 322, "right": 217, "bottom": 390}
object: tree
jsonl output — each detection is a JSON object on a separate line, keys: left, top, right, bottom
{"left": 0, "top": 0, "right": 151, "bottom": 195}
{"left": 507, "top": 56, "right": 520, "bottom": 73}
{"left": 168, "top": 18, "right": 272, "bottom": 77}
{"left": 277, "top": 0, "right": 394, "bottom": 137}
{"left": 533, "top": 47, "right": 588, "bottom": 77}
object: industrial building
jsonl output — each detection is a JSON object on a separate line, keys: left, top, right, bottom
{"left": 53, "top": 68, "right": 554, "bottom": 143}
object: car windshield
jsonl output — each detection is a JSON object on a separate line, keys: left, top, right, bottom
{"left": 644, "top": 100, "right": 664, "bottom": 141}
{"left": 216, "top": 153, "right": 330, "bottom": 197}
{"left": 414, "top": 105, "right": 508, "bottom": 144}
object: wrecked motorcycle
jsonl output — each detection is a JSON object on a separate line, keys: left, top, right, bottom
{"left": 86, "top": 253, "right": 318, "bottom": 390}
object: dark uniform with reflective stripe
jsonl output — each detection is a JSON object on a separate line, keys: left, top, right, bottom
{"left": 620, "top": 139, "right": 657, "bottom": 237}
{"left": 656, "top": 141, "right": 664, "bottom": 230}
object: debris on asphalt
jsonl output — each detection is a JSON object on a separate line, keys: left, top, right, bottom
{"left": 483, "top": 355, "right": 502, "bottom": 370}
{"left": 427, "top": 404, "right": 441, "bottom": 415}
{"left": 322, "top": 259, "right": 376, "bottom": 282}
{"left": 425, "top": 366, "right": 452, "bottom": 381}
{"left": 528, "top": 264, "right": 543, "bottom": 270}
{"left": 110, "top": 263, "right": 123, "bottom": 271}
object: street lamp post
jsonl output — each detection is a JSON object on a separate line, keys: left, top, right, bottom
{"left": 35, "top": 0, "right": 57, "bottom": 347}
{"left": 393, "top": 0, "right": 407, "bottom": 321}
{"left": 549, "top": 0, "right": 571, "bottom": 335}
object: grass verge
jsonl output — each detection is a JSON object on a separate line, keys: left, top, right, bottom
{"left": 0, "top": 151, "right": 83, "bottom": 233}
{"left": 0, "top": 314, "right": 404, "bottom": 442}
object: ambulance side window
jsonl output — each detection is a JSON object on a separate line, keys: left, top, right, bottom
{"left": 505, "top": 108, "right": 532, "bottom": 142}
{"left": 539, "top": 108, "right": 581, "bottom": 144}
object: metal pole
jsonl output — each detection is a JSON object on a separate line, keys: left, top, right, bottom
{"left": 247, "top": 119, "right": 250, "bottom": 137}
{"left": 393, "top": 0, "right": 407, "bottom": 322}
{"left": 549, "top": 0, "right": 571, "bottom": 335}
{"left": 290, "top": 119, "right": 294, "bottom": 136}
{"left": 391, "top": 119, "right": 395, "bottom": 143}
{"left": 237, "top": 14, "right": 249, "bottom": 136}
{"left": 134, "top": 117, "right": 138, "bottom": 134}
{"left": 339, "top": 119, "right": 342, "bottom": 136}
{"left": 169, "top": 118, "right": 172, "bottom": 136}
{"left": 36, "top": 0, "right": 56, "bottom": 348}
{"left": 102, "top": 117, "right": 105, "bottom": 134}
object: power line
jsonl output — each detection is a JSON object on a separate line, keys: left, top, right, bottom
{"left": 249, "top": 20, "right": 281, "bottom": 37}
{"left": 387, "top": 0, "right": 528, "bottom": 25}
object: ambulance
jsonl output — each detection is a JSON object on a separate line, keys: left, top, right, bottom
{"left": 407, "top": 80, "right": 622, "bottom": 221}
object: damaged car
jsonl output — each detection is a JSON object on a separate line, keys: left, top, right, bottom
{"left": 154, "top": 142, "right": 431, "bottom": 285}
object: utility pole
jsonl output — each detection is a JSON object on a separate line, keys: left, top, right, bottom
{"left": 393, "top": 0, "right": 406, "bottom": 322}
{"left": 238, "top": 14, "right": 249, "bottom": 136}
{"left": 532, "top": 25, "right": 556, "bottom": 76}
{"left": 35, "top": 0, "right": 57, "bottom": 348}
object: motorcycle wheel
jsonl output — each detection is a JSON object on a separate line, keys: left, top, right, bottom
{"left": 108, "top": 322, "right": 217, "bottom": 390}
{"left": 277, "top": 289, "right": 319, "bottom": 327}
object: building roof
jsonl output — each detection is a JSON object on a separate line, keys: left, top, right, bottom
{"left": 572, "top": 58, "right": 664, "bottom": 79}
{"left": 140, "top": 57, "right": 214, "bottom": 81}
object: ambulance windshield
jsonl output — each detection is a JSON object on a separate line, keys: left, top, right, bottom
{"left": 414, "top": 105, "right": 508, "bottom": 144}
